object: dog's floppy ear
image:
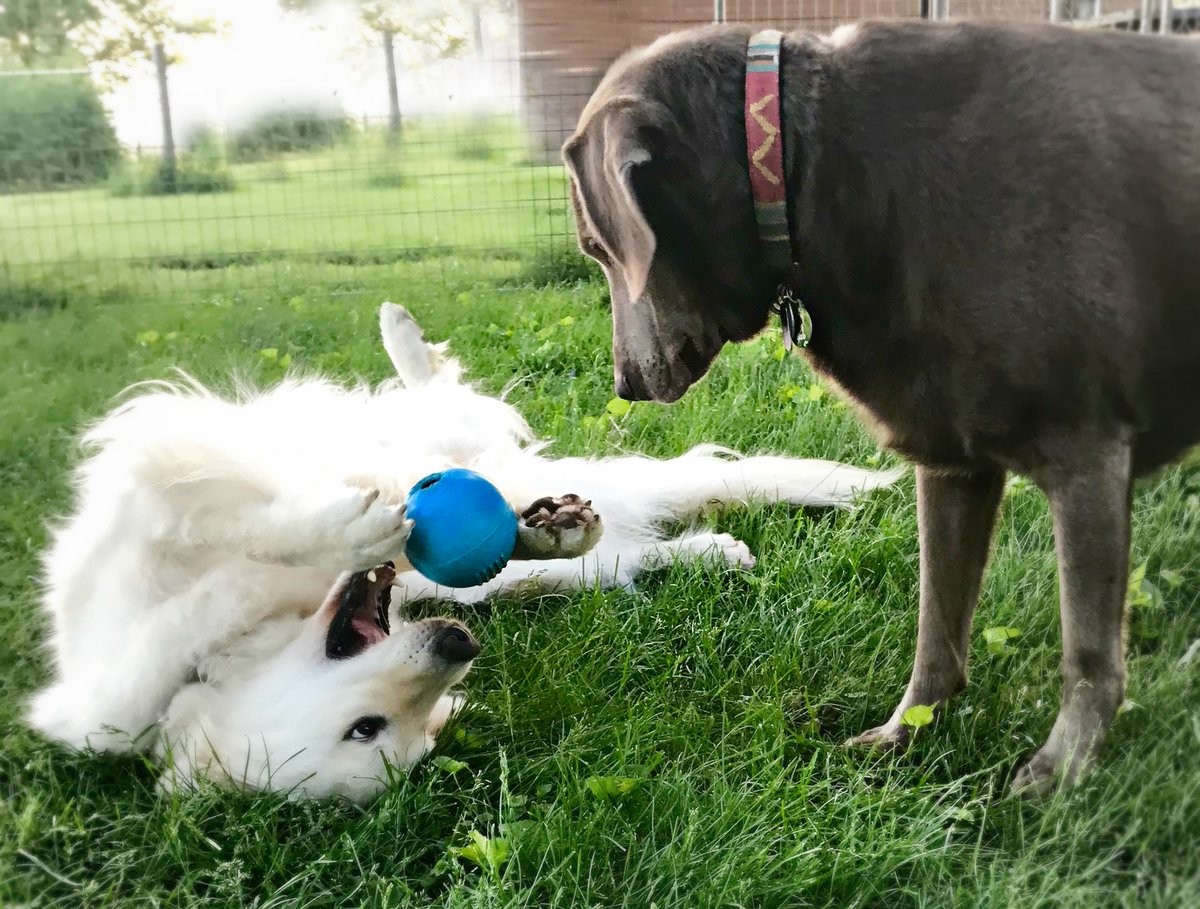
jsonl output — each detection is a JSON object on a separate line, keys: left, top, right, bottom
{"left": 564, "top": 97, "right": 657, "bottom": 301}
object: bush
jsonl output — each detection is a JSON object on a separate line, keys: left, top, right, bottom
{"left": 108, "top": 159, "right": 235, "bottom": 197}
{"left": 189, "top": 124, "right": 292, "bottom": 185}
{"left": 365, "top": 163, "right": 405, "bottom": 189}
{"left": 454, "top": 122, "right": 497, "bottom": 161}
{"left": 181, "top": 123, "right": 223, "bottom": 154}
{"left": 109, "top": 146, "right": 235, "bottom": 197}
{"left": 0, "top": 276, "right": 69, "bottom": 320}
{"left": 0, "top": 74, "right": 120, "bottom": 192}
{"left": 231, "top": 106, "right": 350, "bottom": 162}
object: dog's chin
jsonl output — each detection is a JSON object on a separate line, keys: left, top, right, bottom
{"left": 324, "top": 563, "right": 396, "bottom": 660}
{"left": 615, "top": 353, "right": 713, "bottom": 403}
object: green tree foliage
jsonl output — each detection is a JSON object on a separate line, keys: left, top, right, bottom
{"left": 0, "top": 0, "right": 96, "bottom": 66}
{"left": 0, "top": 73, "right": 119, "bottom": 191}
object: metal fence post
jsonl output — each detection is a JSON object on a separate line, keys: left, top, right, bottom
{"left": 1049, "top": 0, "right": 1060, "bottom": 22}
{"left": 1159, "top": 0, "right": 1171, "bottom": 33}
{"left": 714, "top": 0, "right": 726, "bottom": 24}
{"left": 931, "top": 0, "right": 950, "bottom": 20}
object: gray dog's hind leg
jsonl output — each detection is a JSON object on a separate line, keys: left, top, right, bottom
{"left": 846, "top": 466, "right": 1005, "bottom": 750}
{"left": 1013, "top": 439, "right": 1132, "bottom": 794}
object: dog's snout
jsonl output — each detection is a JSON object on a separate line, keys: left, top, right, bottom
{"left": 433, "top": 623, "right": 480, "bottom": 663}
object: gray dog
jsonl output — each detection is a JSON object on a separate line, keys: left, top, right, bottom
{"left": 563, "top": 20, "right": 1200, "bottom": 793}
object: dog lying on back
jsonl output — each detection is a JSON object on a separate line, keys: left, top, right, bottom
{"left": 28, "top": 303, "right": 896, "bottom": 801}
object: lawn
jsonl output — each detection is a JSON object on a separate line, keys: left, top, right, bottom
{"left": 0, "top": 119, "right": 579, "bottom": 309}
{"left": 2, "top": 145, "right": 1199, "bottom": 907}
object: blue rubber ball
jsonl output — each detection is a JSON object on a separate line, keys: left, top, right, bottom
{"left": 405, "top": 468, "right": 517, "bottom": 588}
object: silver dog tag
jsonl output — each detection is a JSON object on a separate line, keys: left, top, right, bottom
{"left": 776, "top": 290, "right": 811, "bottom": 351}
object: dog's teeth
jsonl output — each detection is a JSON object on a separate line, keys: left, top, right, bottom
{"left": 367, "top": 570, "right": 377, "bottom": 583}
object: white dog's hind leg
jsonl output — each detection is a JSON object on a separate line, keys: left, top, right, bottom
{"left": 390, "top": 544, "right": 647, "bottom": 605}
{"left": 641, "top": 532, "right": 757, "bottom": 571}
{"left": 389, "top": 559, "right": 603, "bottom": 606}
{"left": 390, "top": 531, "right": 755, "bottom": 609}
{"left": 646, "top": 449, "right": 902, "bottom": 517}
{"left": 548, "top": 448, "right": 901, "bottom": 530}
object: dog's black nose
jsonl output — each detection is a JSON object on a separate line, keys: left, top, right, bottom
{"left": 434, "top": 625, "right": 480, "bottom": 663}
{"left": 614, "top": 368, "right": 650, "bottom": 402}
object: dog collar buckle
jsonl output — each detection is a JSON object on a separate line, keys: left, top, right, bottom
{"left": 774, "top": 285, "right": 811, "bottom": 351}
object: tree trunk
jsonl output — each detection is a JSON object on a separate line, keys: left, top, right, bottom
{"left": 471, "top": 4, "right": 484, "bottom": 58}
{"left": 383, "top": 30, "right": 401, "bottom": 143}
{"left": 152, "top": 42, "right": 177, "bottom": 193}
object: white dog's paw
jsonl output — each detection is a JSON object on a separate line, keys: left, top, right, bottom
{"left": 313, "top": 487, "right": 413, "bottom": 570}
{"left": 514, "top": 494, "right": 602, "bottom": 560}
{"left": 686, "top": 533, "right": 757, "bottom": 570}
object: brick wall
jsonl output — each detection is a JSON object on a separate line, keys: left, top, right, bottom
{"left": 515, "top": 0, "right": 925, "bottom": 162}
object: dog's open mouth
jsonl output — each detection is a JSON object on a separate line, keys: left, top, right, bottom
{"left": 325, "top": 562, "right": 395, "bottom": 660}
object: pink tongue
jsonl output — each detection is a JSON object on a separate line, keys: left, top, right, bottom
{"left": 352, "top": 616, "right": 388, "bottom": 646}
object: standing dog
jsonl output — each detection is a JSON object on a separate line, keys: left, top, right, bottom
{"left": 28, "top": 303, "right": 895, "bottom": 800}
{"left": 563, "top": 21, "right": 1200, "bottom": 791}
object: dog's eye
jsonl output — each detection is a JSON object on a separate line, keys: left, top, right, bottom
{"left": 344, "top": 715, "right": 388, "bottom": 743}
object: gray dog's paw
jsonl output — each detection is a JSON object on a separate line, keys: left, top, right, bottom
{"left": 1010, "top": 739, "right": 1094, "bottom": 799}
{"left": 1010, "top": 752, "right": 1061, "bottom": 799}
{"left": 844, "top": 722, "right": 911, "bottom": 753}
{"left": 513, "top": 494, "right": 602, "bottom": 560}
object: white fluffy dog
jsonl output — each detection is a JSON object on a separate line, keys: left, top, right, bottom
{"left": 28, "top": 303, "right": 898, "bottom": 801}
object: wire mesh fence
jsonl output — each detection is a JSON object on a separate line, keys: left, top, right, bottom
{"left": 1, "top": 0, "right": 1195, "bottom": 311}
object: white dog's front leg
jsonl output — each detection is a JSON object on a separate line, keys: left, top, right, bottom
{"left": 174, "top": 484, "right": 414, "bottom": 572}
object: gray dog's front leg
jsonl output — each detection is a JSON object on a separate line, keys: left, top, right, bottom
{"left": 1013, "top": 440, "right": 1132, "bottom": 795}
{"left": 847, "top": 466, "right": 1005, "bottom": 750}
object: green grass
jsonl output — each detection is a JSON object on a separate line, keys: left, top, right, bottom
{"left": 2, "top": 141, "right": 1200, "bottom": 905}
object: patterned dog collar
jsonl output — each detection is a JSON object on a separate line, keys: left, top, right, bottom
{"left": 745, "top": 29, "right": 790, "bottom": 273}
{"left": 746, "top": 30, "right": 809, "bottom": 349}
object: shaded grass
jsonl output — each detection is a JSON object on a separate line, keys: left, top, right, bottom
{"left": 1, "top": 270, "right": 1198, "bottom": 907}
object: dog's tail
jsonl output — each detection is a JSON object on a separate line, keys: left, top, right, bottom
{"left": 379, "top": 302, "right": 463, "bottom": 387}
